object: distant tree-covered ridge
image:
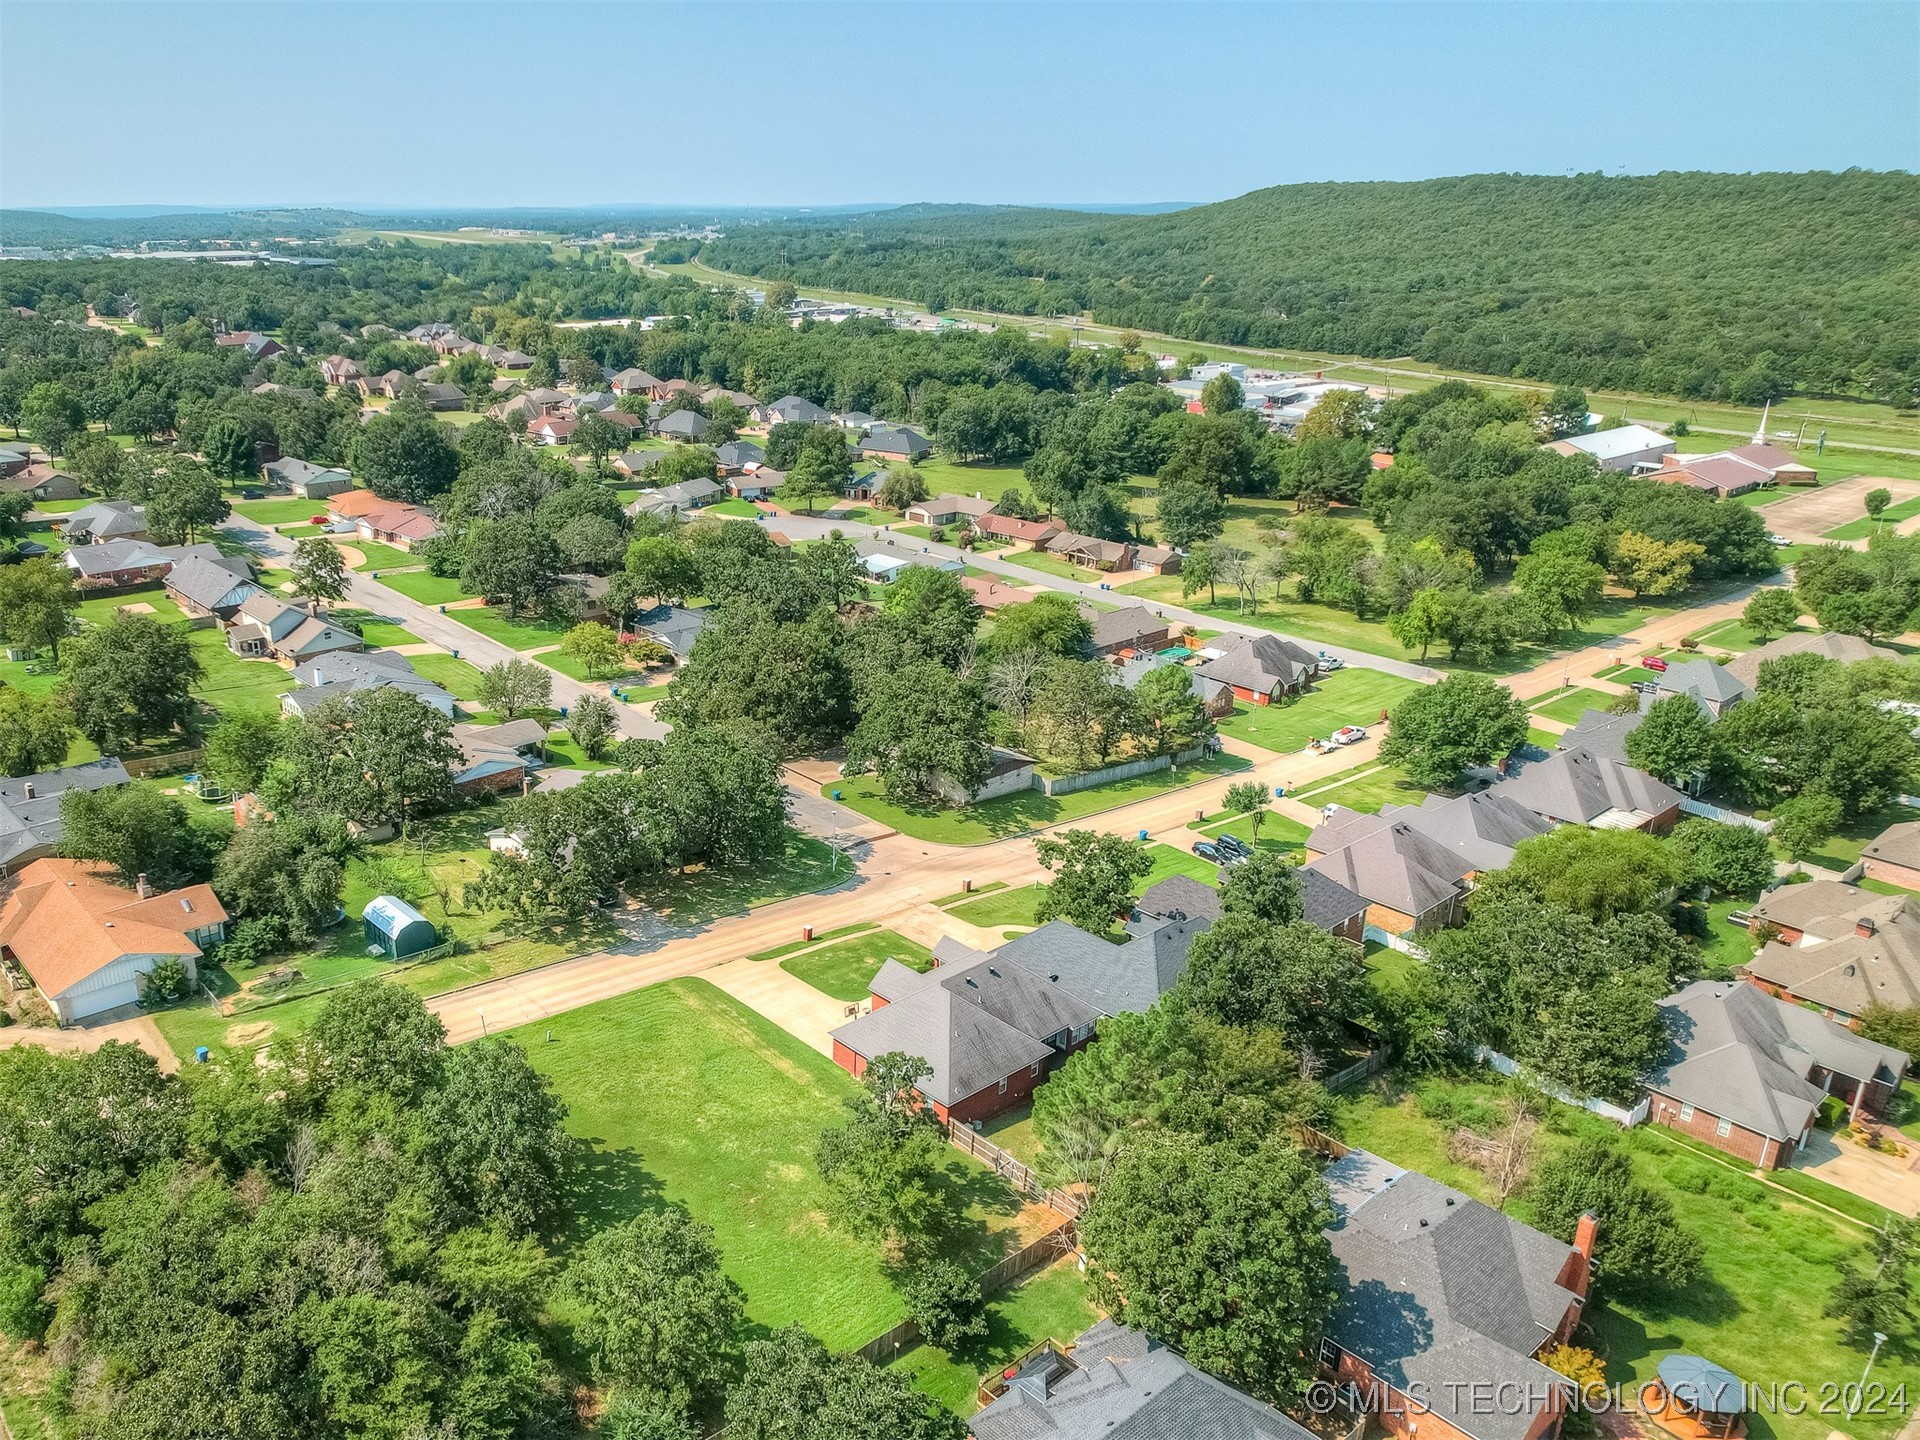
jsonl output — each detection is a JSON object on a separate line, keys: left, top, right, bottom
{"left": 703, "top": 171, "right": 1920, "bottom": 407}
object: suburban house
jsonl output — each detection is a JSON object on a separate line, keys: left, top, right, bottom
{"left": 855, "top": 537, "right": 965, "bottom": 584}
{"left": 416, "top": 382, "right": 466, "bottom": 411}
{"left": 354, "top": 500, "right": 440, "bottom": 550}
{"left": 1556, "top": 708, "right": 1644, "bottom": 763}
{"left": 651, "top": 410, "right": 711, "bottom": 442}
{"left": 1047, "top": 530, "right": 1134, "bottom": 571}
{"left": 1492, "top": 748, "right": 1685, "bottom": 832}
{"left": 0, "top": 859, "right": 228, "bottom": 1024}
{"left": 959, "top": 576, "right": 1030, "bottom": 612}
{"left": 614, "top": 450, "right": 663, "bottom": 478}
{"left": 1743, "top": 880, "right": 1920, "bottom": 1022}
{"left": 164, "top": 553, "right": 263, "bottom": 620}
{"left": 405, "top": 323, "right": 455, "bottom": 343}
{"left": 1649, "top": 659, "right": 1753, "bottom": 718}
{"left": 941, "top": 746, "right": 1038, "bottom": 805}
{"left": 452, "top": 719, "right": 548, "bottom": 796}
{"left": 0, "top": 444, "right": 32, "bottom": 477}
{"left": 216, "top": 330, "right": 284, "bottom": 360}
{"left": 904, "top": 494, "right": 996, "bottom": 528}
{"left": 860, "top": 425, "right": 932, "bottom": 461}
{"left": 1544, "top": 422, "right": 1675, "bottom": 471}
{"left": 0, "top": 462, "right": 83, "bottom": 502}
{"left": 973, "top": 513, "right": 1062, "bottom": 548}
{"left": 1138, "top": 869, "right": 1367, "bottom": 944}
{"left": 1725, "top": 630, "right": 1896, "bottom": 689}
{"left": 226, "top": 593, "right": 364, "bottom": 664}
{"left": 631, "top": 604, "right": 710, "bottom": 660}
{"left": 1085, "top": 604, "right": 1177, "bottom": 658}
{"left": 1133, "top": 543, "right": 1182, "bottom": 575}
{"left": 628, "top": 478, "right": 722, "bottom": 520}
{"left": 528, "top": 415, "right": 578, "bottom": 445}
{"left": 767, "top": 394, "right": 830, "bottom": 425}
{"left": 714, "top": 440, "right": 765, "bottom": 474}
{"left": 610, "top": 368, "right": 662, "bottom": 396}
{"left": 1194, "top": 633, "right": 1323, "bottom": 703}
{"left": 64, "top": 537, "right": 180, "bottom": 588}
{"left": 837, "top": 410, "right": 878, "bottom": 433}
{"left": 830, "top": 907, "right": 1214, "bottom": 1124}
{"left": 1305, "top": 789, "right": 1554, "bottom": 939}
{"left": 61, "top": 498, "right": 148, "bottom": 545}
{"left": 1646, "top": 979, "right": 1907, "bottom": 1167}
{"left": 1862, "top": 821, "right": 1920, "bottom": 892}
{"left": 1320, "top": 1150, "right": 1594, "bottom": 1440}
{"left": 282, "top": 650, "right": 456, "bottom": 718}
{"left": 1657, "top": 442, "right": 1816, "bottom": 495}
{"left": 972, "top": 1318, "right": 1317, "bottom": 1440}
{"left": 360, "top": 370, "right": 411, "bottom": 400}
{"left": 262, "top": 456, "right": 355, "bottom": 499}
{"left": 728, "top": 468, "right": 782, "bottom": 501}
{"left": 319, "top": 355, "right": 362, "bottom": 386}
{"left": 0, "top": 759, "right": 132, "bottom": 872}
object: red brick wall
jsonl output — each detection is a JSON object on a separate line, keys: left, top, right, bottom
{"left": 1326, "top": 1352, "right": 1567, "bottom": 1440}
{"left": 945, "top": 1060, "right": 1044, "bottom": 1126}
{"left": 1648, "top": 1090, "right": 1794, "bottom": 1168}
{"left": 1643, "top": 804, "right": 1682, "bottom": 837}
{"left": 1331, "top": 912, "right": 1365, "bottom": 943}
{"left": 1864, "top": 858, "right": 1920, "bottom": 892}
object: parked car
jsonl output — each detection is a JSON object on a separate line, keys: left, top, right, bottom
{"left": 239, "top": 487, "right": 265, "bottom": 500}
{"left": 1215, "top": 833, "right": 1252, "bottom": 860}
{"left": 1768, "top": 533, "right": 1790, "bottom": 546}
{"left": 1640, "top": 655, "right": 1669, "bottom": 672}
{"left": 1193, "top": 840, "right": 1227, "bottom": 865}
{"left": 1319, "top": 653, "right": 1346, "bottom": 671}
{"left": 1327, "top": 725, "right": 1368, "bottom": 746}
{"left": 1631, "top": 680, "right": 1662, "bottom": 695}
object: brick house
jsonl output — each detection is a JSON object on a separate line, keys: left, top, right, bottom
{"left": 1194, "top": 633, "right": 1322, "bottom": 703}
{"left": 973, "top": 513, "right": 1062, "bottom": 549}
{"left": 1321, "top": 1151, "right": 1596, "bottom": 1440}
{"left": 1743, "top": 881, "right": 1920, "bottom": 1023}
{"left": 1861, "top": 821, "right": 1920, "bottom": 894}
{"left": 1645, "top": 980, "right": 1908, "bottom": 1168}
{"left": 1084, "top": 603, "right": 1177, "bottom": 658}
{"left": 1491, "top": 748, "right": 1685, "bottom": 834}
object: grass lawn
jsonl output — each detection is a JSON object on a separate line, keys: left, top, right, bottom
{"left": 538, "top": 648, "right": 667, "bottom": 686}
{"left": 1197, "top": 810, "right": 1311, "bottom": 858}
{"left": 780, "top": 929, "right": 935, "bottom": 1002}
{"left": 1531, "top": 686, "right": 1622, "bottom": 725}
{"left": 1691, "top": 618, "right": 1801, "bottom": 653}
{"left": 887, "top": 1261, "right": 1097, "bottom": 1416}
{"left": 747, "top": 923, "right": 877, "bottom": 962}
{"left": 707, "top": 498, "right": 763, "bottom": 519}
{"left": 1216, "top": 671, "right": 1422, "bottom": 754}
{"left": 1526, "top": 726, "right": 1562, "bottom": 749}
{"left": 348, "top": 540, "right": 424, "bottom": 573}
{"left": 331, "top": 608, "right": 421, "bottom": 647}
{"left": 826, "top": 753, "right": 1250, "bottom": 846}
{"left": 1780, "top": 800, "right": 1917, "bottom": 873}
{"left": 31, "top": 495, "right": 96, "bottom": 514}
{"left": 444, "top": 603, "right": 574, "bottom": 652}
{"left": 72, "top": 589, "right": 185, "bottom": 627}
{"left": 185, "top": 627, "right": 293, "bottom": 716}
{"left": 507, "top": 979, "right": 1028, "bottom": 1349}
{"left": 948, "top": 882, "right": 1048, "bottom": 929}
{"left": 234, "top": 496, "right": 339, "bottom": 525}
{"left": 906, "top": 458, "right": 1031, "bottom": 503}
{"left": 1823, "top": 495, "right": 1920, "bottom": 541}
{"left": 407, "top": 651, "right": 489, "bottom": 701}
{"left": 1296, "top": 761, "right": 1434, "bottom": 815}
{"left": 377, "top": 569, "right": 470, "bottom": 606}
{"left": 995, "top": 550, "right": 1108, "bottom": 586}
{"left": 1335, "top": 1073, "right": 1915, "bottom": 1440}
{"left": 1687, "top": 892, "right": 1765, "bottom": 976}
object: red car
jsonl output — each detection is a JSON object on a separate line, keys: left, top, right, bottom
{"left": 1640, "top": 655, "right": 1669, "bottom": 672}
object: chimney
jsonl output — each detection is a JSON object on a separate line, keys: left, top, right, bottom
{"left": 1573, "top": 1210, "right": 1601, "bottom": 1267}
{"left": 21, "top": 783, "right": 34, "bottom": 800}
{"left": 1858, "top": 918, "right": 1878, "bottom": 940}
{"left": 135, "top": 873, "right": 152, "bottom": 899}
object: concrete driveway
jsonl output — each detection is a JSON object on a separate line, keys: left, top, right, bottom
{"left": 0, "top": 1013, "right": 179, "bottom": 1072}
{"left": 1795, "top": 1128, "right": 1920, "bottom": 1217}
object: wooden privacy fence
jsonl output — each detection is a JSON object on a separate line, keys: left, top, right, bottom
{"left": 945, "top": 1121, "right": 1084, "bottom": 1217}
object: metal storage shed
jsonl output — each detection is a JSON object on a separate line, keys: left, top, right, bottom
{"left": 362, "top": 895, "right": 439, "bottom": 959}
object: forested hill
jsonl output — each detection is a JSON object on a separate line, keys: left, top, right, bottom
{"left": 702, "top": 172, "right": 1920, "bottom": 407}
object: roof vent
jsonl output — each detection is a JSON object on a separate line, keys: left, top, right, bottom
{"left": 988, "top": 966, "right": 1000, "bottom": 977}
{"left": 180, "top": 898, "right": 192, "bottom": 913}
{"left": 1445, "top": 1196, "right": 1455, "bottom": 1205}
{"left": 1418, "top": 1217, "right": 1429, "bottom": 1227}
{"left": 21, "top": 782, "right": 34, "bottom": 800}
{"left": 965, "top": 977, "right": 978, "bottom": 988}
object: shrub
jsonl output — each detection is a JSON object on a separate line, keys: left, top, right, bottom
{"left": 0, "top": 1263, "right": 48, "bottom": 1341}
{"left": 901, "top": 1258, "right": 987, "bottom": 1353}
{"left": 144, "top": 956, "right": 190, "bottom": 1003}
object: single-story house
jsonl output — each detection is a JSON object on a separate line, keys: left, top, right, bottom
{"left": 1646, "top": 979, "right": 1907, "bottom": 1167}
{"left": 0, "top": 758, "right": 132, "bottom": 870}
{"left": 360, "top": 370, "right": 411, "bottom": 400}
{"left": 0, "top": 462, "right": 83, "bottom": 502}
{"left": 854, "top": 537, "right": 965, "bottom": 584}
{"left": 1649, "top": 659, "right": 1753, "bottom": 719}
{"left": 283, "top": 649, "right": 457, "bottom": 718}
{"left": 973, "top": 1318, "right": 1316, "bottom": 1440}
{"left": 356, "top": 501, "right": 440, "bottom": 550}
{"left": 452, "top": 719, "right": 549, "bottom": 796}
{"left": 570, "top": 391, "right": 620, "bottom": 415}
{"left": 836, "top": 410, "right": 878, "bottom": 434}
{"left": 1132, "top": 544, "right": 1182, "bottom": 575}
{"left": 262, "top": 456, "right": 355, "bottom": 499}
{"left": 613, "top": 450, "right": 664, "bottom": 478}
{"left": 1744, "top": 880, "right": 1920, "bottom": 1021}
{"left": 974, "top": 513, "right": 1062, "bottom": 548}
{"left": 959, "top": 576, "right": 1030, "bottom": 612}
{"left": 1085, "top": 604, "right": 1177, "bottom": 658}
{"left": 610, "top": 367, "right": 662, "bottom": 396}
{"left": 216, "top": 331, "right": 283, "bottom": 360}
{"left": 651, "top": 410, "right": 711, "bottom": 442}
{"left": 860, "top": 425, "right": 931, "bottom": 461}
{"left": 627, "top": 478, "right": 722, "bottom": 520}
{"left": 714, "top": 440, "right": 765, "bottom": 474}
{"left": 1862, "top": 821, "right": 1920, "bottom": 893}
{"left": 63, "top": 537, "right": 176, "bottom": 588}
{"left": 728, "top": 469, "right": 781, "bottom": 501}
{"left": 528, "top": 415, "right": 577, "bottom": 446}
{"left": 416, "top": 382, "right": 466, "bottom": 411}
{"left": 1046, "top": 530, "right": 1133, "bottom": 571}
{"left": 1556, "top": 707, "right": 1644, "bottom": 763}
{"left": 164, "top": 554, "right": 262, "bottom": 620}
{"left": 938, "top": 746, "right": 1037, "bottom": 806}
{"left": 904, "top": 494, "right": 995, "bottom": 527}
{"left": 1321, "top": 1152, "right": 1594, "bottom": 1440}
{"left": 431, "top": 333, "right": 476, "bottom": 356}
{"left": 1136, "top": 870, "right": 1367, "bottom": 944}
{"left": 61, "top": 498, "right": 148, "bottom": 545}
{"left": 766, "top": 395, "right": 830, "bottom": 425}
{"left": 1725, "top": 630, "right": 1896, "bottom": 690}
{"left": 1194, "top": 633, "right": 1322, "bottom": 703}
{"left": 0, "top": 859, "right": 227, "bottom": 1024}
{"left": 631, "top": 603, "right": 710, "bottom": 659}
{"left": 226, "top": 593, "right": 364, "bottom": 664}
{"left": 1492, "top": 747, "right": 1684, "bottom": 833}
{"left": 319, "top": 355, "right": 362, "bottom": 386}
{"left": 0, "top": 444, "right": 33, "bottom": 478}
{"left": 1545, "top": 422, "right": 1675, "bottom": 471}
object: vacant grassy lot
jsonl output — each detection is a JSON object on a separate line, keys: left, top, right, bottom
{"left": 888, "top": 1260, "right": 1098, "bottom": 1415}
{"left": 780, "top": 929, "right": 935, "bottom": 1001}
{"left": 826, "top": 753, "right": 1249, "bottom": 846}
{"left": 1334, "top": 1073, "right": 1916, "bottom": 1440}
{"left": 906, "top": 457, "right": 1030, "bottom": 503}
{"left": 1531, "top": 686, "right": 1622, "bottom": 725}
{"left": 507, "top": 979, "right": 1028, "bottom": 1349}
{"left": 1215, "top": 671, "right": 1421, "bottom": 754}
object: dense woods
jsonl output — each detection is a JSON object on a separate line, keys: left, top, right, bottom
{"left": 703, "top": 171, "right": 1920, "bottom": 407}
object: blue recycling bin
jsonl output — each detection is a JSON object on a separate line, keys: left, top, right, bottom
{"left": 194, "top": 1046, "right": 209, "bottom": 1063}
{"left": 1138, "top": 829, "right": 1148, "bottom": 841}
{"left": 1275, "top": 785, "right": 1285, "bottom": 797}
{"left": 833, "top": 789, "right": 842, "bottom": 801}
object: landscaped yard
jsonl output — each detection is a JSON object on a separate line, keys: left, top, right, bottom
{"left": 235, "top": 496, "right": 339, "bottom": 525}
{"left": 377, "top": 569, "right": 470, "bottom": 606}
{"left": 945, "top": 841, "right": 1222, "bottom": 932}
{"left": 407, "top": 651, "right": 489, "bottom": 701}
{"left": 1530, "top": 686, "right": 1622, "bottom": 725}
{"left": 994, "top": 549, "right": 1108, "bottom": 585}
{"left": 1291, "top": 760, "right": 1433, "bottom": 814}
{"left": 1780, "top": 800, "right": 1917, "bottom": 873}
{"left": 779, "top": 929, "right": 935, "bottom": 1001}
{"left": 1333, "top": 1074, "right": 1920, "bottom": 1440}
{"left": 440, "top": 602, "right": 574, "bottom": 652}
{"left": 185, "top": 627, "right": 294, "bottom": 716}
{"left": 825, "top": 752, "right": 1250, "bottom": 846}
{"left": 331, "top": 608, "right": 421, "bottom": 648}
{"left": 338, "top": 538, "right": 418, "bottom": 573}
{"left": 887, "top": 1260, "right": 1097, "bottom": 1416}
{"left": 1215, "top": 670, "right": 1423, "bottom": 754}
{"left": 507, "top": 979, "right": 1033, "bottom": 1350}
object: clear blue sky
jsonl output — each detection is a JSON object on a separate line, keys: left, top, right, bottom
{"left": 3, "top": 1, "right": 1915, "bottom": 211}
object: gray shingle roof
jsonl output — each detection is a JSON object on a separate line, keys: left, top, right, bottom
{"left": 165, "top": 555, "right": 262, "bottom": 612}
{"left": 1489, "top": 747, "right": 1683, "bottom": 828}
{"left": 1195, "top": 634, "right": 1320, "bottom": 696}
{"left": 768, "top": 395, "right": 829, "bottom": 424}
{"left": 1726, "top": 631, "right": 1897, "bottom": 690}
{"left": 1558, "top": 708, "right": 1643, "bottom": 764}
{"left": 1305, "top": 815, "right": 1472, "bottom": 921}
{"left": 0, "top": 758, "right": 132, "bottom": 868}
{"left": 1656, "top": 659, "right": 1753, "bottom": 709}
{"left": 972, "top": 1319, "right": 1316, "bottom": 1440}
{"left": 1135, "top": 870, "right": 1367, "bottom": 936}
{"left": 1865, "top": 821, "right": 1920, "bottom": 873}
{"left": 632, "top": 604, "right": 709, "bottom": 657}
{"left": 1085, "top": 604, "right": 1172, "bottom": 652}
{"left": 1325, "top": 1161, "right": 1581, "bottom": 1440}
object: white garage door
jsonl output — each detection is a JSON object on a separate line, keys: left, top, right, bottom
{"left": 65, "top": 977, "right": 141, "bottom": 1023}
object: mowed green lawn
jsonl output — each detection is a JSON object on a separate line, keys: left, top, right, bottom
{"left": 506, "top": 979, "right": 1026, "bottom": 1350}
{"left": 185, "top": 628, "right": 293, "bottom": 716}
{"left": 780, "top": 929, "right": 935, "bottom": 1002}
{"left": 377, "top": 569, "right": 470, "bottom": 606}
{"left": 1215, "top": 670, "right": 1423, "bottom": 754}
{"left": 887, "top": 1260, "right": 1098, "bottom": 1415}
{"left": 827, "top": 753, "right": 1250, "bottom": 846}
{"left": 235, "top": 496, "right": 339, "bottom": 525}
{"left": 1335, "top": 1076, "right": 1920, "bottom": 1440}
{"left": 405, "top": 651, "right": 488, "bottom": 701}
{"left": 1531, "top": 686, "right": 1622, "bottom": 725}
{"left": 1291, "top": 760, "right": 1434, "bottom": 815}
{"left": 945, "top": 842, "right": 1220, "bottom": 932}
{"left": 331, "top": 608, "right": 421, "bottom": 647}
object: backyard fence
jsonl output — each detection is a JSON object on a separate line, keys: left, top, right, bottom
{"left": 945, "top": 1121, "right": 1084, "bottom": 1217}
{"left": 1323, "top": 1048, "right": 1390, "bottom": 1094}
{"left": 121, "top": 748, "right": 207, "bottom": 779}
{"left": 1475, "top": 1047, "right": 1650, "bottom": 1127}
{"left": 1678, "top": 797, "right": 1773, "bottom": 833}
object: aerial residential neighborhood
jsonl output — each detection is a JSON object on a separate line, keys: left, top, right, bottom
{"left": 0, "top": 3, "right": 1916, "bottom": 1440}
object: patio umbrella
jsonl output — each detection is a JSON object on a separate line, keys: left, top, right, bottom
{"left": 1657, "top": 1355, "right": 1746, "bottom": 1414}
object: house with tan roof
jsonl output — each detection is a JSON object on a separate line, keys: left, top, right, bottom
{"left": 1725, "top": 629, "right": 1897, "bottom": 690}
{"left": 1744, "top": 880, "right": 1920, "bottom": 1023}
{"left": 0, "top": 859, "right": 227, "bottom": 1024}
{"left": 973, "top": 513, "right": 1061, "bottom": 548}
{"left": 226, "top": 593, "right": 364, "bottom": 664}
{"left": 1862, "top": 821, "right": 1920, "bottom": 893}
